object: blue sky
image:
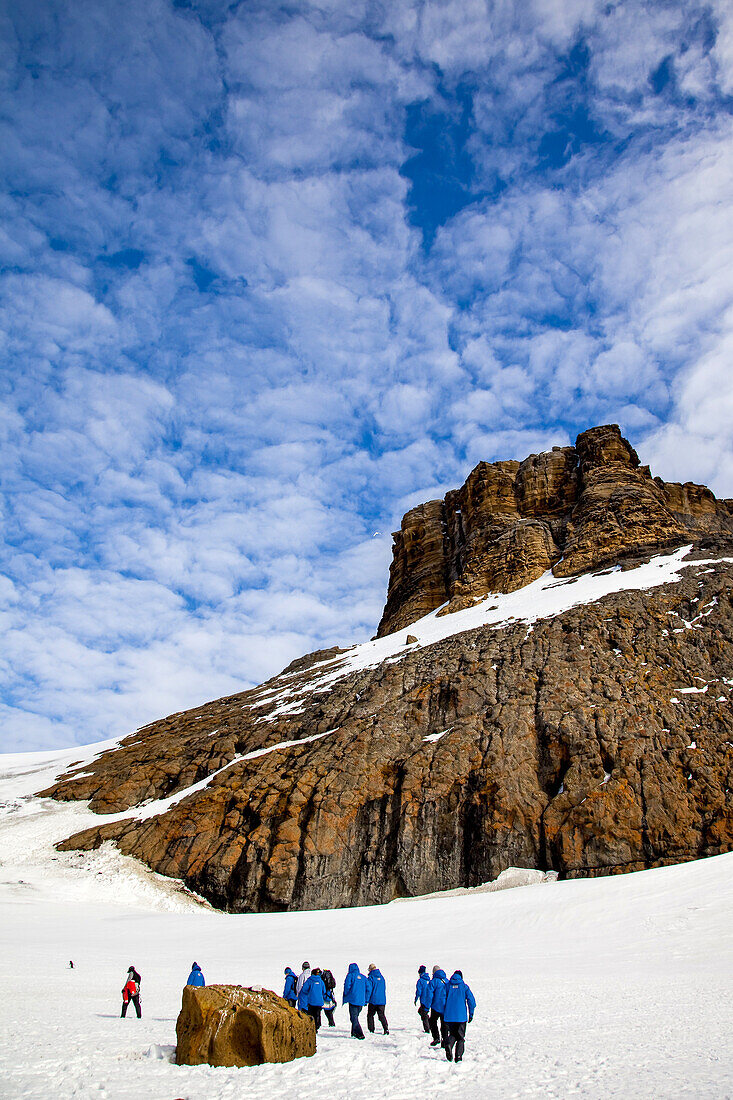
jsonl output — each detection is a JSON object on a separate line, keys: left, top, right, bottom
{"left": 2, "top": 0, "right": 733, "bottom": 751}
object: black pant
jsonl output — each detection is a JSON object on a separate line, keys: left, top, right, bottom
{"left": 417, "top": 1005, "right": 430, "bottom": 1032}
{"left": 348, "top": 1003, "right": 364, "bottom": 1038}
{"left": 307, "top": 1005, "right": 322, "bottom": 1030}
{"left": 429, "top": 1008, "right": 445, "bottom": 1044}
{"left": 121, "top": 995, "right": 141, "bottom": 1018}
{"left": 367, "top": 1004, "right": 389, "bottom": 1033}
{"left": 324, "top": 1007, "right": 335, "bottom": 1026}
{"left": 444, "top": 1021, "right": 467, "bottom": 1060}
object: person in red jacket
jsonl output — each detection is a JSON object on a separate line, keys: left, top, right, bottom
{"left": 121, "top": 966, "right": 141, "bottom": 1018}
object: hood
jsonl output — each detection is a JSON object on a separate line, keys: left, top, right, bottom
{"left": 191, "top": 964, "right": 201, "bottom": 972}
{"left": 348, "top": 962, "right": 359, "bottom": 973}
{"left": 285, "top": 967, "right": 295, "bottom": 975}
{"left": 449, "top": 971, "right": 462, "bottom": 981}
{"left": 434, "top": 969, "right": 447, "bottom": 980}
{"left": 370, "top": 968, "right": 383, "bottom": 978}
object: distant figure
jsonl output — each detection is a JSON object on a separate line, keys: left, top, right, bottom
{"left": 321, "top": 966, "right": 336, "bottom": 1025}
{"left": 442, "top": 970, "right": 476, "bottom": 1063}
{"left": 365, "top": 964, "right": 389, "bottom": 1035}
{"left": 282, "top": 967, "right": 297, "bottom": 1007}
{"left": 426, "top": 966, "right": 448, "bottom": 1047}
{"left": 121, "top": 966, "right": 141, "bottom": 1018}
{"left": 186, "top": 962, "right": 205, "bottom": 987}
{"left": 296, "top": 961, "right": 311, "bottom": 997}
{"left": 342, "top": 963, "right": 368, "bottom": 1040}
{"left": 415, "top": 965, "right": 430, "bottom": 1032}
{"left": 301, "top": 967, "right": 327, "bottom": 1031}
{"left": 69, "top": 961, "right": 74, "bottom": 970}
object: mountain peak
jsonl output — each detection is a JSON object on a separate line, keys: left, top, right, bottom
{"left": 377, "top": 424, "right": 733, "bottom": 636}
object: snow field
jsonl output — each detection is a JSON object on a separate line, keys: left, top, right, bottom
{"left": 1, "top": 760, "right": 732, "bottom": 1100}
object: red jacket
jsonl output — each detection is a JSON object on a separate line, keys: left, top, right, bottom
{"left": 122, "top": 979, "right": 137, "bottom": 1002}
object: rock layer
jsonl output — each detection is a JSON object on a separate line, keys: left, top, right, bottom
{"left": 378, "top": 425, "right": 733, "bottom": 636}
{"left": 175, "top": 984, "right": 315, "bottom": 1067}
{"left": 45, "top": 554, "right": 733, "bottom": 911}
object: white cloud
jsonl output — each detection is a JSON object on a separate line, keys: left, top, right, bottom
{"left": 2, "top": 0, "right": 733, "bottom": 752}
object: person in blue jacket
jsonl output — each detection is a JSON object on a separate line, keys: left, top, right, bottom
{"left": 342, "top": 962, "right": 368, "bottom": 1039}
{"left": 442, "top": 970, "right": 476, "bottom": 1063}
{"left": 365, "top": 963, "right": 389, "bottom": 1035}
{"left": 415, "top": 965, "right": 430, "bottom": 1033}
{"left": 282, "top": 967, "right": 297, "bottom": 1007}
{"left": 186, "top": 962, "right": 205, "bottom": 987}
{"left": 297, "top": 976, "right": 310, "bottom": 1013}
{"left": 426, "top": 966, "right": 449, "bottom": 1047}
{"left": 300, "top": 967, "right": 327, "bottom": 1030}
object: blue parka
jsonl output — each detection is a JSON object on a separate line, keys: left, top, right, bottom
{"left": 301, "top": 973, "right": 326, "bottom": 1008}
{"left": 187, "top": 963, "right": 205, "bottom": 987}
{"left": 283, "top": 968, "right": 297, "bottom": 1000}
{"left": 427, "top": 969, "right": 448, "bottom": 1013}
{"left": 342, "top": 963, "right": 368, "bottom": 1006}
{"left": 365, "top": 968, "right": 386, "bottom": 1005}
{"left": 443, "top": 971, "right": 476, "bottom": 1023}
{"left": 415, "top": 971, "right": 431, "bottom": 1007}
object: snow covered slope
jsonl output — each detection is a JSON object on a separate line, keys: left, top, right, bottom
{"left": 0, "top": 746, "right": 732, "bottom": 1099}
{"left": 255, "top": 544, "right": 733, "bottom": 718}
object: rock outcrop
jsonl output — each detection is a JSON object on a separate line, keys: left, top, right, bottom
{"left": 175, "top": 984, "right": 315, "bottom": 1067}
{"left": 378, "top": 424, "right": 733, "bottom": 636}
{"left": 40, "top": 425, "right": 733, "bottom": 912}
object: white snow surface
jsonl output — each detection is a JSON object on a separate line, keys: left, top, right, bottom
{"left": 1, "top": 747, "right": 732, "bottom": 1099}
{"left": 257, "top": 545, "right": 733, "bottom": 718}
{"left": 2, "top": 545, "right": 733, "bottom": 1097}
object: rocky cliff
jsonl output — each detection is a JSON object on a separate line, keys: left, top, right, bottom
{"left": 41, "top": 426, "right": 733, "bottom": 912}
{"left": 378, "top": 424, "right": 733, "bottom": 635}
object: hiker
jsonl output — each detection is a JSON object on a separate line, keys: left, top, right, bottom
{"left": 297, "top": 977, "right": 310, "bottom": 1013}
{"left": 121, "top": 966, "right": 141, "bottom": 1018}
{"left": 301, "top": 967, "right": 327, "bottom": 1031}
{"left": 322, "top": 967, "right": 337, "bottom": 1026}
{"left": 283, "top": 967, "right": 297, "bottom": 1007}
{"left": 426, "top": 966, "right": 448, "bottom": 1047}
{"left": 342, "top": 962, "right": 368, "bottom": 1039}
{"left": 186, "top": 962, "right": 205, "bottom": 987}
{"left": 442, "top": 970, "right": 476, "bottom": 1063}
{"left": 365, "top": 964, "right": 389, "bottom": 1035}
{"left": 323, "top": 983, "right": 337, "bottom": 1027}
{"left": 69, "top": 960, "right": 74, "bottom": 970}
{"left": 415, "top": 965, "right": 431, "bottom": 1032}
{"left": 296, "top": 961, "right": 311, "bottom": 997}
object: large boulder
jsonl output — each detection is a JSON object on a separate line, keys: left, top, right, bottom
{"left": 175, "top": 984, "right": 315, "bottom": 1067}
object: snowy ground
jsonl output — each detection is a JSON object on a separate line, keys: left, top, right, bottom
{"left": 0, "top": 748, "right": 732, "bottom": 1099}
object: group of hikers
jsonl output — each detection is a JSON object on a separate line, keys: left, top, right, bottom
{"left": 119, "top": 958, "right": 476, "bottom": 1063}
{"left": 282, "top": 961, "right": 476, "bottom": 1062}
{"left": 283, "top": 961, "right": 389, "bottom": 1039}
{"left": 414, "top": 964, "right": 476, "bottom": 1063}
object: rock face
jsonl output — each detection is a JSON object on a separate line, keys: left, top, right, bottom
{"left": 41, "top": 425, "right": 733, "bottom": 912}
{"left": 378, "top": 424, "right": 733, "bottom": 636}
{"left": 175, "top": 984, "right": 315, "bottom": 1067}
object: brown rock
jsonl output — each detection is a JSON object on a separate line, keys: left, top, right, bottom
{"left": 377, "top": 424, "right": 733, "bottom": 636}
{"left": 47, "top": 556, "right": 733, "bottom": 911}
{"left": 175, "top": 984, "right": 315, "bottom": 1067}
{"left": 40, "top": 424, "right": 733, "bottom": 914}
